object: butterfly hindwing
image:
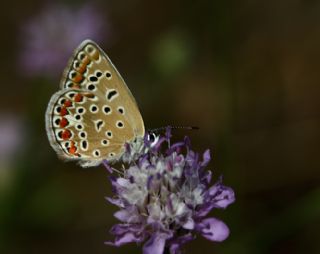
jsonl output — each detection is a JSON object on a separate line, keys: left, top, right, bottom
{"left": 46, "top": 88, "right": 134, "bottom": 166}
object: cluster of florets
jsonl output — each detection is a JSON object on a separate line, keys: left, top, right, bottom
{"left": 104, "top": 129, "right": 235, "bottom": 254}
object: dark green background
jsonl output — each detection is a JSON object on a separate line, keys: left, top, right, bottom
{"left": 0, "top": 0, "right": 319, "bottom": 253}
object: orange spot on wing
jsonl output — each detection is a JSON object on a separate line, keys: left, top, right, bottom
{"left": 60, "top": 118, "right": 69, "bottom": 128}
{"left": 77, "top": 63, "right": 87, "bottom": 74}
{"left": 60, "top": 107, "right": 68, "bottom": 116}
{"left": 64, "top": 100, "right": 72, "bottom": 107}
{"left": 74, "top": 93, "right": 83, "bottom": 102}
{"left": 82, "top": 56, "right": 91, "bottom": 65}
{"left": 68, "top": 142, "right": 77, "bottom": 155}
{"left": 62, "top": 129, "right": 71, "bottom": 140}
{"left": 73, "top": 73, "right": 83, "bottom": 83}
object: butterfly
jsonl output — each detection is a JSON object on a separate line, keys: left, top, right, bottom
{"left": 45, "top": 40, "right": 145, "bottom": 167}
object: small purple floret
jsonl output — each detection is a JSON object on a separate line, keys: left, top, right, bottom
{"left": 19, "top": 3, "right": 109, "bottom": 78}
{"left": 104, "top": 128, "right": 235, "bottom": 254}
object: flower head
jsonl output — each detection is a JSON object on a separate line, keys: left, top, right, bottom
{"left": 105, "top": 128, "right": 235, "bottom": 254}
{"left": 19, "top": 3, "right": 110, "bottom": 78}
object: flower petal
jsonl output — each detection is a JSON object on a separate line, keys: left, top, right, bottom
{"left": 168, "top": 233, "right": 194, "bottom": 254}
{"left": 105, "top": 232, "right": 142, "bottom": 246}
{"left": 114, "top": 206, "right": 142, "bottom": 223}
{"left": 182, "top": 217, "right": 195, "bottom": 230}
{"left": 209, "top": 185, "right": 235, "bottom": 209}
{"left": 103, "top": 160, "right": 114, "bottom": 173}
{"left": 105, "top": 197, "right": 124, "bottom": 208}
{"left": 113, "top": 210, "right": 132, "bottom": 222}
{"left": 143, "top": 233, "right": 170, "bottom": 254}
{"left": 201, "top": 170, "right": 212, "bottom": 185}
{"left": 197, "top": 218, "right": 229, "bottom": 242}
{"left": 197, "top": 183, "right": 235, "bottom": 217}
{"left": 106, "top": 223, "right": 145, "bottom": 246}
{"left": 201, "top": 149, "right": 211, "bottom": 167}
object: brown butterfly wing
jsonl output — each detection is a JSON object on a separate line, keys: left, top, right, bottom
{"left": 46, "top": 40, "right": 145, "bottom": 167}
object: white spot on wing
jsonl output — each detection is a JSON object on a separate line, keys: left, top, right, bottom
{"left": 101, "top": 139, "right": 109, "bottom": 146}
{"left": 105, "top": 130, "right": 113, "bottom": 138}
{"left": 106, "top": 89, "right": 118, "bottom": 101}
{"left": 93, "top": 149, "right": 100, "bottom": 157}
{"left": 77, "top": 107, "right": 86, "bottom": 115}
{"left": 94, "top": 119, "right": 105, "bottom": 132}
{"left": 81, "top": 140, "right": 88, "bottom": 151}
{"left": 79, "top": 131, "right": 87, "bottom": 139}
{"left": 117, "top": 106, "right": 125, "bottom": 115}
{"left": 89, "top": 104, "right": 99, "bottom": 113}
{"left": 116, "top": 120, "right": 124, "bottom": 129}
{"left": 103, "top": 105, "right": 112, "bottom": 115}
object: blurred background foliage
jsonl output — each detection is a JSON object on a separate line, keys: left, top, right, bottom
{"left": 0, "top": 0, "right": 319, "bottom": 253}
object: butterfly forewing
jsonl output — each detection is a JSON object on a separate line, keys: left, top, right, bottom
{"left": 46, "top": 40, "right": 145, "bottom": 167}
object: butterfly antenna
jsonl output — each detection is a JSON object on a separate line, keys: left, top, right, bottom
{"left": 149, "top": 125, "right": 199, "bottom": 134}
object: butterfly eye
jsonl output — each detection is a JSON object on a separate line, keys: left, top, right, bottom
{"left": 148, "top": 133, "right": 155, "bottom": 142}
{"left": 148, "top": 133, "right": 159, "bottom": 147}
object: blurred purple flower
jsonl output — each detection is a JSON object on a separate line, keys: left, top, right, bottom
{"left": 19, "top": 3, "right": 110, "bottom": 78}
{"left": 104, "top": 129, "right": 235, "bottom": 254}
{"left": 0, "top": 114, "right": 24, "bottom": 169}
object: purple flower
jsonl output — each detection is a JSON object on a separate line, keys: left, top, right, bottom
{"left": 104, "top": 128, "right": 235, "bottom": 254}
{"left": 19, "top": 3, "right": 110, "bottom": 78}
{"left": 0, "top": 114, "right": 24, "bottom": 162}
